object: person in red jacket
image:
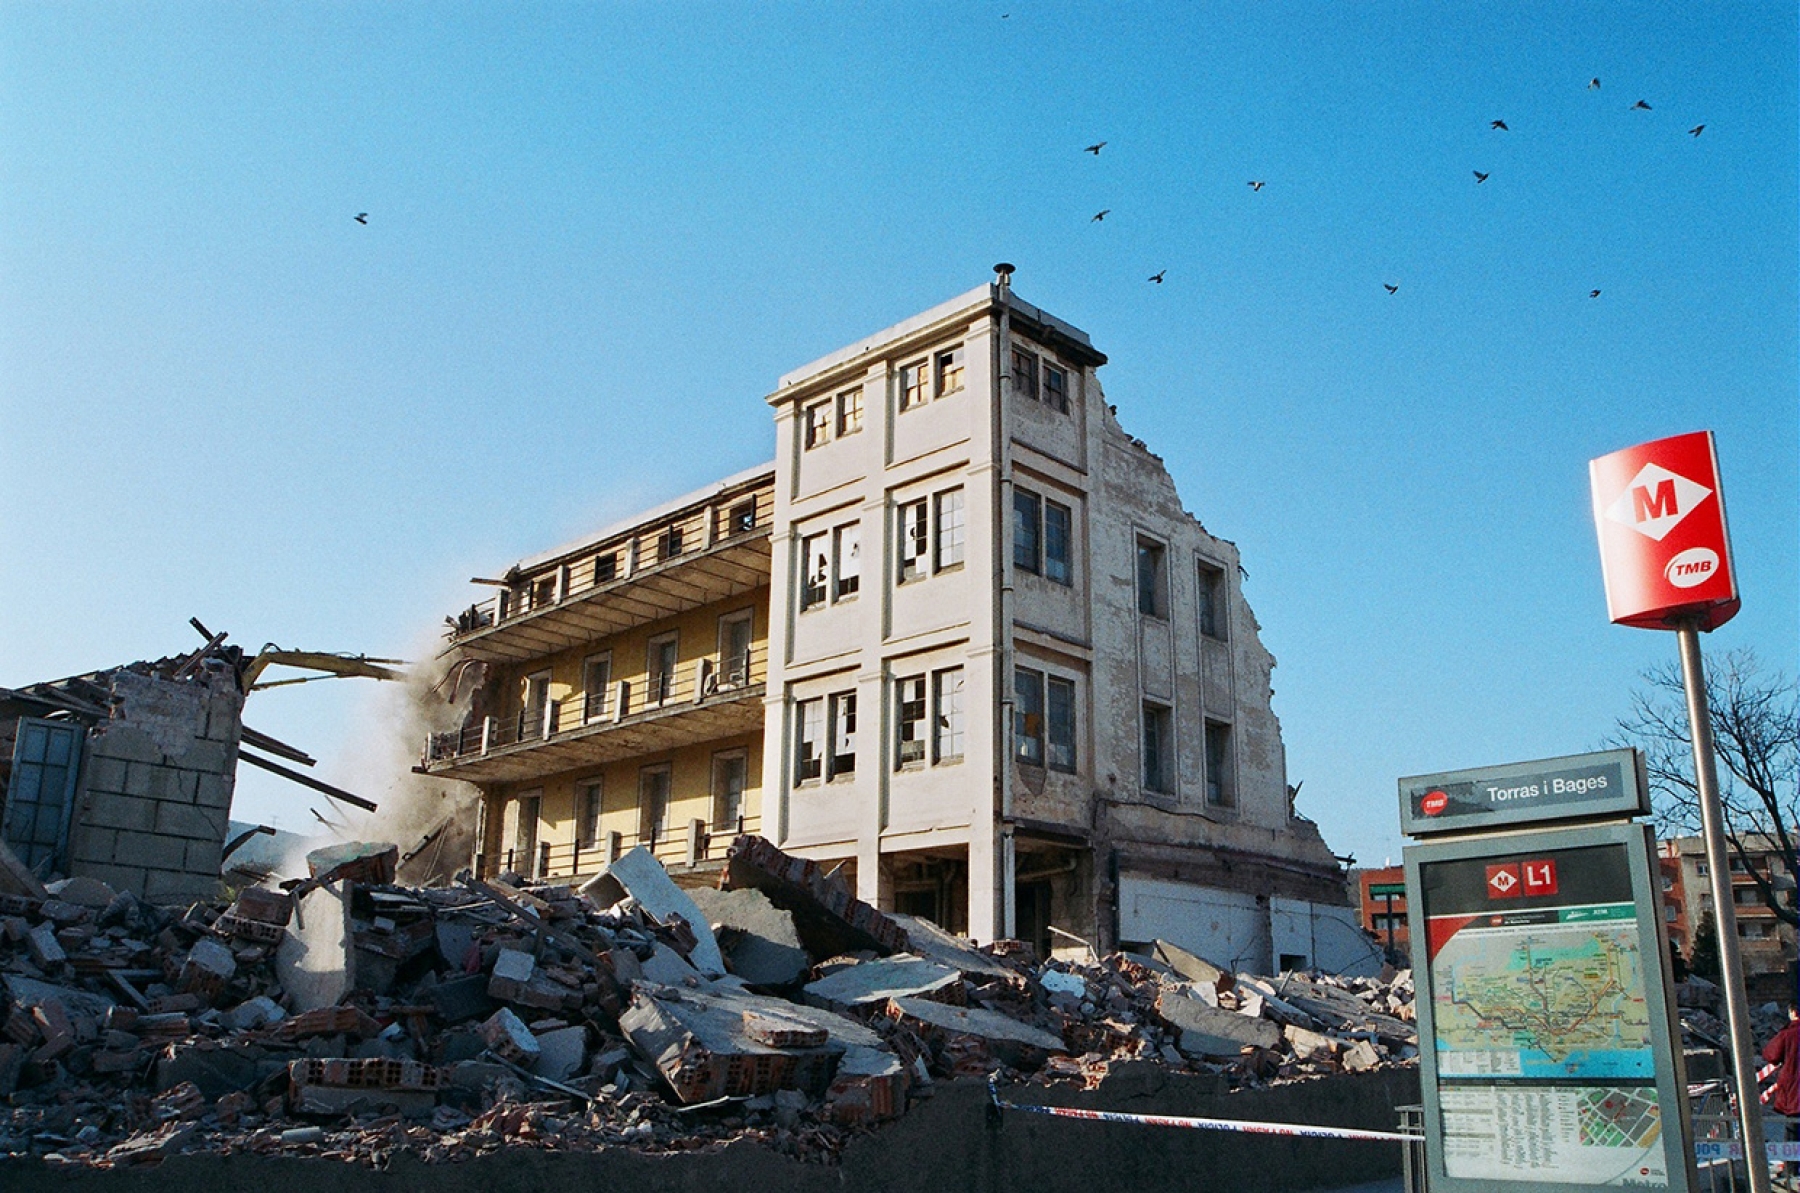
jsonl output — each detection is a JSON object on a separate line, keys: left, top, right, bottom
{"left": 1766, "top": 1004, "right": 1799, "bottom": 1188}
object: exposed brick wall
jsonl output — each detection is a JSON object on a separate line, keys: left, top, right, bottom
{"left": 63, "top": 667, "right": 242, "bottom": 904}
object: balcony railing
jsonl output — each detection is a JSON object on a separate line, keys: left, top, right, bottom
{"left": 477, "top": 814, "right": 762, "bottom": 882}
{"left": 444, "top": 486, "right": 774, "bottom": 642}
{"left": 425, "top": 646, "right": 766, "bottom": 766}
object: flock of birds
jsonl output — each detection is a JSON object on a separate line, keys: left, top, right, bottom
{"left": 1078, "top": 77, "right": 1708, "bottom": 296}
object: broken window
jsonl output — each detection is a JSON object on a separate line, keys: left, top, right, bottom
{"left": 829, "top": 691, "right": 857, "bottom": 778}
{"left": 899, "top": 361, "right": 929, "bottom": 411}
{"left": 581, "top": 653, "right": 611, "bottom": 722}
{"left": 898, "top": 499, "right": 929, "bottom": 583}
{"left": 1044, "top": 500, "right": 1072, "bottom": 585}
{"left": 795, "top": 698, "right": 824, "bottom": 783}
{"left": 934, "top": 488, "right": 964, "bottom": 571}
{"left": 803, "top": 400, "right": 832, "bottom": 449}
{"left": 712, "top": 751, "right": 748, "bottom": 831}
{"left": 834, "top": 522, "right": 860, "bottom": 600}
{"left": 513, "top": 791, "right": 542, "bottom": 875}
{"left": 1204, "top": 719, "right": 1234, "bottom": 807}
{"left": 578, "top": 779, "right": 603, "bottom": 848}
{"left": 638, "top": 767, "right": 671, "bottom": 845}
{"left": 1136, "top": 537, "right": 1167, "bottom": 618}
{"left": 1043, "top": 363, "right": 1069, "bottom": 412}
{"left": 593, "top": 552, "right": 618, "bottom": 584}
{"left": 895, "top": 675, "right": 926, "bottom": 768}
{"left": 933, "top": 668, "right": 964, "bottom": 763}
{"left": 648, "top": 634, "right": 679, "bottom": 705}
{"left": 1047, "top": 676, "right": 1076, "bottom": 772}
{"left": 660, "top": 525, "right": 684, "bottom": 561}
{"left": 800, "top": 532, "right": 829, "bottom": 610}
{"left": 728, "top": 500, "right": 758, "bottom": 536}
{"left": 718, "top": 612, "right": 752, "bottom": 687}
{"left": 836, "top": 387, "right": 863, "bottom": 437}
{"left": 1143, "top": 704, "right": 1173, "bottom": 794}
{"left": 1197, "top": 561, "right": 1227, "bottom": 639}
{"left": 532, "top": 575, "right": 556, "bottom": 610}
{"left": 936, "top": 346, "right": 965, "bottom": 396}
{"left": 1014, "top": 668, "right": 1044, "bottom": 766}
{"left": 1013, "top": 489, "right": 1041, "bottom": 573}
{"left": 1012, "top": 348, "right": 1038, "bottom": 401}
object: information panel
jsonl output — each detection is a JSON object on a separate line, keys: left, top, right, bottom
{"left": 1406, "top": 823, "right": 1693, "bottom": 1193}
{"left": 1399, "top": 749, "right": 1649, "bottom": 838}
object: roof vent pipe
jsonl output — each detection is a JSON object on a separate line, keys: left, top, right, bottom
{"left": 993, "top": 262, "right": 1015, "bottom": 292}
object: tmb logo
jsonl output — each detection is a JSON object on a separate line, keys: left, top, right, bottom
{"left": 1604, "top": 462, "right": 1713, "bottom": 542}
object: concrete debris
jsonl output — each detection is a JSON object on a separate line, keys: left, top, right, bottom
{"left": 583, "top": 846, "right": 725, "bottom": 978}
{"left": 0, "top": 834, "right": 1419, "bottom": 1169}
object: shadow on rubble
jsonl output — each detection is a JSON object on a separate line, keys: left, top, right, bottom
{"left": 1, "top": 1065, "right": 1419, "bottom": 1193}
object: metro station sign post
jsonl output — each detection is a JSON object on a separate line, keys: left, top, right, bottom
{"left": 1589, "top": 431, "right": 1769, "bottom": 1193}
{"left": 1402, "top": 751, "right": 1696, "bottom": 1193}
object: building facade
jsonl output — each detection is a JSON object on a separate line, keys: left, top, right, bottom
{"left": 1659, "top": 834, "right": 1797, "bottom": 997}
{"left": 1354, "top": 865, "right": 1410, "bottom": 963}
{"left": 426, "top": 275, "right": 1368, "bottom": 972}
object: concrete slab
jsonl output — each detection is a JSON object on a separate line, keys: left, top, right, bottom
{"left": 619, "top": 984, "right": 847, "bottom": 1104}
{"left": 689, "top": 886, "right": 810, "bottom": 987}
{"left": 641, "top": 941, "right": 702, "bottom": 986}
{"left": 883, "top": 997, "right": 1067, "bottom": 1067}
{"left": 584, "top": 847, "right": 725, "bottom": 978}
{"left": 802, "top": 955, "right": 962, "bottom": 1015}
{"left": 888, "top": 913, "right": 1017, "bottom": 982}
{"left": 1153, "top": 938, "right": 1227, "bottom": 986}
{"left": 1155, "top": 989, "right": 1281, "bottom": 1058}
{"left": 532, "top": 1024, "right": 587, "bottom": 1082}
{"left": 276, "top": 882, "right": 357, "bottom": 1013}
{"left": 723, "top": 836, "right": 907, "bottom": 959}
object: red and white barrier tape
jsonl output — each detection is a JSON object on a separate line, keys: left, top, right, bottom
{"left": 985, "top": 1079, "right": 1412, "bottom": 1143}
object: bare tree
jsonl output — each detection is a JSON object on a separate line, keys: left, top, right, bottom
{"left": 1613, "top": 648, "right": 1797, "bottom": 928}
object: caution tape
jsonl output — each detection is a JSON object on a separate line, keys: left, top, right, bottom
{"left": 1694, "top": 1140, "right": 1800, "bottom": 1163}
{"left": 985, "top": 1078, "right": 1413, "bottom": 1144}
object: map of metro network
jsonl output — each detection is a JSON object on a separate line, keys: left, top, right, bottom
{"left": 1432, "top": 918, "right": 1654, "bottom": 1079}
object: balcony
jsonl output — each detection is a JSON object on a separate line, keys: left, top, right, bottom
{"left": 423, "top": 646, "right": 767, "bottom": 784}
{"left": 444, "top": 483, "right": 774, "bottom": 666}
{"left": 476, "top": 814, "right": 764, "bottom": 883}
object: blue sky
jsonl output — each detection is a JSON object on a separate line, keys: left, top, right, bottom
{"left": 2, "top": 3, "right": 1794, "bottom": 869}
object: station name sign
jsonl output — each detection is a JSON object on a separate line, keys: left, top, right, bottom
{"left": 1399, "top": 748, "right": 1647, "bottom": 837}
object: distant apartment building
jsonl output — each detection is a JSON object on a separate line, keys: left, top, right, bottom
{"left": 1659, "top": 834, "right": 1797, "bottom": 997}
{"left": 422, "top": 273, "right": 1370, "bottom": 972}
{"left": 1355, "top": 865, "right": 1410, "bottom": 963}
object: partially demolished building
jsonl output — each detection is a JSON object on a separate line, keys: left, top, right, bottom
{"left": 425, "top": 274, "right": 1370, "bottom": 974}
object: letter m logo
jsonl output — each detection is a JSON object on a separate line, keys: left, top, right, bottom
{"left": 1606, "top": 463, "right": 1711, "bottom": 543}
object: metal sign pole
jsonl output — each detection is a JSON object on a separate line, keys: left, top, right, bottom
{"left": 1675, "top": 620, "right": 1771, "bottom": 1193}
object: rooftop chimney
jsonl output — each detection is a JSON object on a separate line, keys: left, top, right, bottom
{"left": 993, "top": 262, "right": 1015, "bottom": 292}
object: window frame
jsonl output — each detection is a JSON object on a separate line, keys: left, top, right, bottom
{"left": 1012, "top": 348, "right": 1039, "bottom": 401}
{"left": 593, "top": 551, "right": 618, "bottom": 585}
{"left": 1047, "top": 675, "right": 1077, "bottom": 773}
{"left": 836, "top": 387, "right": 863, "bottom": 438}
{"left": 638, "top": 766, "right": 672, "bottom": 844}
{"left": 577, "top": 778, "right": 604, "bottom": 848}
{"left": 581, "top": 652, "right": 612, "bottom": 722}
{"left": 899, "top": 360, "right": 930, "bottom": 411}
{"left": 647, "top": 632, "right": 680, "bottom": 705}
{"left": 932, "top": 667, "right": 965, "bottom": 764}
{"left": 1013, "top": 489, "right": 1042, "bottom": 574}
{"left": 1043, "top": 362, "right": 1069, "bottom": 412}
{"left": 795, "top": 697, "right": 824, "bottom": 784}
{"left": 717, "top": 611, "right": 753, "bottom": 688}
{"left": 1136, "top": 536, "right": 1168, "bottom": 618}
{"left": 1014, "top": 667, "right": 1046, "bottom": 767}
{"left": 894, "top": 675, "right": 927, "bottom": 769}
{"left": 803, "top": 400, "right": 832, "bottom": 450}
{"left": 711, "top": 750, "right": 748, "bottom": 832}
{"left": 935, "top": 346, "right": 966, "bottom": 396}
{"left": 1197, "top": 560, "right": 1228, "bottom": 640}
{"left": 1044, "top": 500, "right": 1073, "bottom": 586}
{"left": 934, "top": 487, "right": 965, "bottom": 572}
{"left": 898, "top": 498, "right": 929, "bottom": 583}
{"left": 800, "top": 532, "right": 829, "bottom": 610}
{"left": 828, "top": 690, "right": 857, "bottom": 779}
{"left": 833, "top": 522, "right": 861, "bottom": 600}
{"left": 1143, "top": 702, "right": 1174, "bottom": 795}
{"left": 1204, "top": 718, "right": 1235, "bottom": 808}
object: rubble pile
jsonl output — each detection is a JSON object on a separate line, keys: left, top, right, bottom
{"left": 0, "top": 836, "right": 1417, "bottom": 1169}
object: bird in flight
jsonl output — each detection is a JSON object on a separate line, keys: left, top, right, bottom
{"left": 1384, "top": 283, "right": 1399, "bottom": 295}
{"left": 1590, "top": 290, "right": 1602, "bottom": 298}
{"left": 1084, "top": 142, "right": 1106, "bottom": 155}
{"left": 1149, "top": 270, "right": 1165, "bottom": 284}
{"left": 1688, "top": 124, "right": 1704, "bottom": 136}
{"left": 1490, "top": 120, "right": 1509, "bottom": 130}
{"left": 1091, "top": 210, "right": 1110, "bottom": 222}
{"left": 1473, "top": 170, "right": 1490, "bottom": 183}
{"left": 1247, "top": 180, "right": 1265, "bottom": 191}
{"left": 1633, "top": 100, "right": 1652, "bottom": 111}
{"left": 354, "top": 213, "right": 368, "bottom": 224}
{"left": 1589, "top": 78, "right": 1601, "bottom": 90}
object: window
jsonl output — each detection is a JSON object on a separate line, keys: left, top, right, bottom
{"left": 836, "top": 387, "right": 863, "bottom": 437}
{"left": 521, "top": 669, "right": 551, "bottom": 736}
{"left": 532, "top": 575, "right": 556, "bottom": 609}
{"left": 1043, "top": 363, "right": 1069, "bottom": 412}
{"left": 712, "top": 752, "right": 747, "bottom": 831}
{"left": 638, "top": 767, "right": 671, "bottom": 844}
{"left": 829, "top": 692, "right": 857, "bottom": 778}
{"left": 578, "top": 779, "right": 603, "bottom": 848}
{"left": 660, "top": 525, "right": 684, "bottom": 560}
{"left": 513, "top": 791, "right": 542, "bottom": 861}
{"left": 1204, "top": 719, "right": 1234, "bottom": 807}
{"left": 718, "top": 612, "right": 752, "bottom": 687}
{"left": 594, "top": 552, "right": 618, "bottom": 585}
{"left": 898, "top": 499, "right": 929, "bottom": 582}
{"left": 1143, "top": 704, "right": 1173, "bottom": 794}
{"left": 1136, "top": 537, "right": 1167, "bottom": 617}
{"left": 803, "top": 400, "right": 832, "bottom": 449}
{"left": 795, "top": 698, "right": 824, "bottom": 782}
{"left": 933, "top": 668, "right": 964, "bottom": 763}
{"left": 1047, "top": 676, "right": 1076, "bottom": 772}
{"left": 1197, "top": 562, "right": 1226, "bottom": 639}
{"left": 729, "top": 500, "right": 758, "bottom": 535}
{"left": 1015, "top": 668, "right": 1045, "bottom": 766}
{"left": 935, "top": 488, "right": 965, "bottom": 570}
{"left": 1014, "top": 490, "right": 1041, "bottom": 573}
{"left": 582, "top": 653, "right": 611, "bottom": 722}
{"left": 1696, "top": 861, "right": 1709, "bottom": 877}
{"left": 834, "top": 523, "right": 860, "bottom": 600}
{"left": 1012, "top": 348, "right": 1038, "bottom": 401}
{"left": 1664, "top": 904, "right": 1678, "bottom": 923}
{"left": 648, "top": 634, "right": 679, "bottom": 704}
{"left": 1044, "top": 501, "right": 1072, "bottom": 585}
{"left": 895, "top": 676, "right": 927, "bottom": 767}
{"left": 801, "top": 532, "right": 829, "bottom": 609}
{"left": 900, "top": 361, "right": 929, "bottom": 411}
{"left": 936, "top": 346, "right": 965, "bottom": 396}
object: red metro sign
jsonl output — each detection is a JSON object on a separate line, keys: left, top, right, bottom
{"left": 1589, "top": 430, "right": 1739, "bottom": 631}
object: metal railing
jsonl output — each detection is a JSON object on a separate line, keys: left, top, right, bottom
{"left": 477, "top": 813, "right": 762, "bottom": 881}
{"left": 443, "top": 487, "right": 774, "bottom": 642}
{"left": 424, "top": 646, "right": 765, "bottom": 765}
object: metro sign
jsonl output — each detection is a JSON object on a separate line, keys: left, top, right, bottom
{"left": 1590, "top": 431, "right": 1738, "bottom": 630}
